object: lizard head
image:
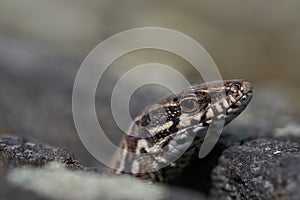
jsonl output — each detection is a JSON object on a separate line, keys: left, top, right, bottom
{"left": 182, "top": 79, "right": 253, "bottom": 127}
{"left": 132, "top": 79, "right": 253, "bottom": 142}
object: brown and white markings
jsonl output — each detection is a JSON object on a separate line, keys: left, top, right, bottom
{"left": 111, "top": 79, "right": 253, "bottom": 183}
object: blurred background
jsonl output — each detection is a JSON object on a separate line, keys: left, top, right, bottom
{"left": 0, "top": 0, "right": 299, "bottom": 168}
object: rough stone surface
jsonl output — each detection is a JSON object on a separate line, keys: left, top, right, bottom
{"left": 0, "top": 135, "right": 83, "bottom": 170}
{"left": 210, "top": 138, "right": 300, "bottom": 200}
{"left": 0, "top": 135, "right": 84, "bottom": 200}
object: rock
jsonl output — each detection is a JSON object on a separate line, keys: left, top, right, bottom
{"left": 0, "top": 135, "right": 207, "bottom": 200}
{"left": 0, "top": 135, "right": 83, "bottom": 170}
{"left": 0, "top": 135, "right": 85, "bottom": 200}
{"left": 210, "top": 138, "right": 300, "bottom": 200}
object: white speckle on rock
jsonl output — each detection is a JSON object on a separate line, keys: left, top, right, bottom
{"left": 263, "top": 181, "right": 273, "bottom": 189}
{"left": 25, "top": 142, "right": 36, "bottom": 147}
{"left": 273, "top": 150, "right": 281, "bottom": 155}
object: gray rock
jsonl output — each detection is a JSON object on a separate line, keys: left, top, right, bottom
{"left": 210, "top": 138, "right": 300, "bottom": 200}
{"left": 0, "top": 135, "right": 84, "bottom": 200}
{"left": 0, "top": 135, "right": 83, "bottom": 170}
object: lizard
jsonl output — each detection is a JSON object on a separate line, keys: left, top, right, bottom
{"left": 110, "top": 79, "right": 253, "bottom": 183}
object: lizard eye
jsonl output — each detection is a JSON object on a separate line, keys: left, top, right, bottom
{"left": 231, "top": 83, "right": 241, "bottom": 93}
{"left": 180, "top": 98, "right": 199, "bottom": 113}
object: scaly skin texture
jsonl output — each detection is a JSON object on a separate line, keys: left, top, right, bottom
{"left": 111, "top": 80, "right": 253, "bottom": 183}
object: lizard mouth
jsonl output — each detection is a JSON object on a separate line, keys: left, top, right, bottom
{"left": 190, "top": 91, "right": 253, "bottom": 136}
{"left": 225, "top": 90, "right": 253, "bottom": 121}
{"left": 241, "top": 91, "right": 253, "bottom": 105}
